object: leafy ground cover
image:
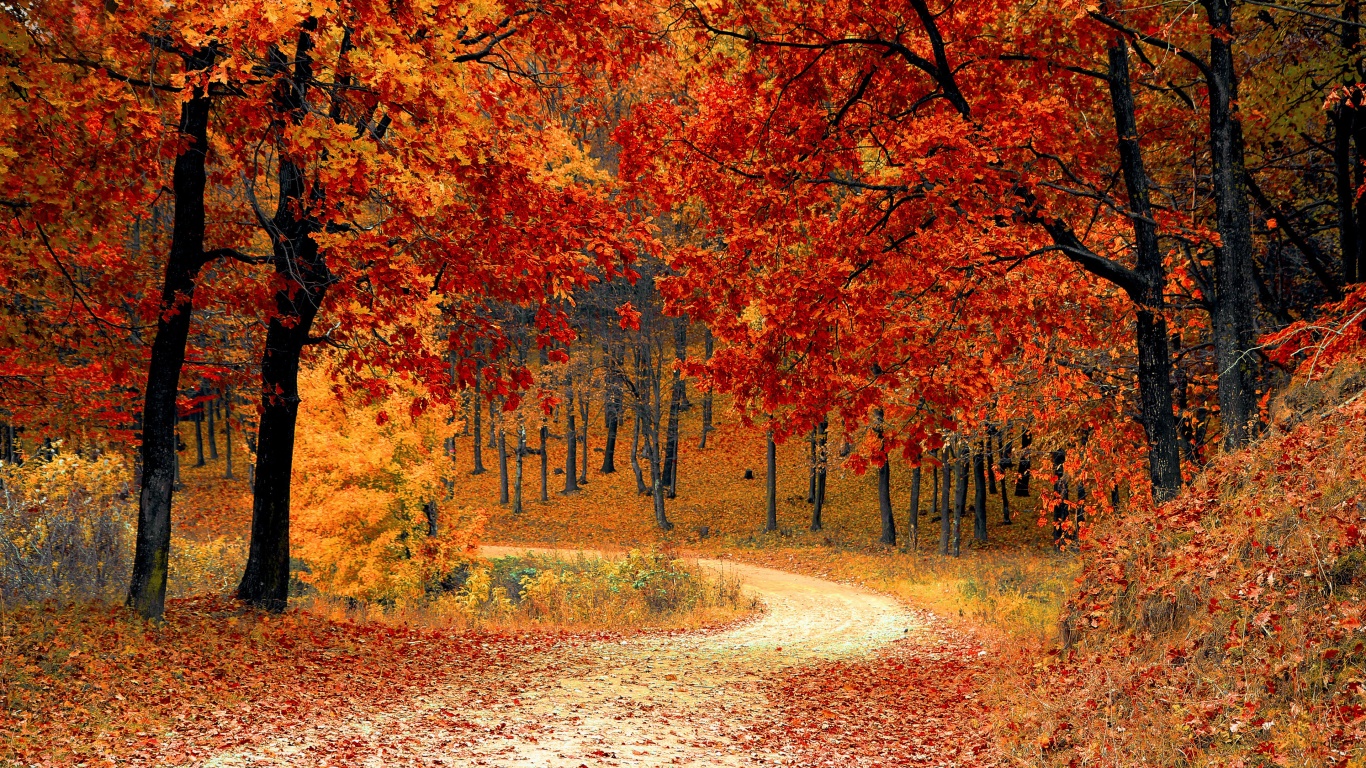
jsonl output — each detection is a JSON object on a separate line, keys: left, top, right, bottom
{"left": 1001, "top": 363, "right": 1366, "bottom": 766}
{"left": 0, "top": 596, "right": 603, "bottom": 766}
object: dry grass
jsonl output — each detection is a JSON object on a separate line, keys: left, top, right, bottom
{"left": 731, "top": 544, "right": 1076, "bottom": 643}
{"left": 302, "top": 549, "right": 757, "bottom": 632}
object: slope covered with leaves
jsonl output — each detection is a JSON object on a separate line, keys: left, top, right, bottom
{"left": 1005, "top": 361, "right": 1366, "bottom": 766}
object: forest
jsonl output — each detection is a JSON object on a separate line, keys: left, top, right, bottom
{"left": 2, "top": 0, "right": 1365, "bottom": 764}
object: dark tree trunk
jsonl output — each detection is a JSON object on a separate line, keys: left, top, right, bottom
{"left": 698, "top": 327, "right": 714, "bottom": 449}
{"left": 1108, "top": 39, "right": 1185, "bottom": 501}
{"left": 1015, "top": 428, "right": 1031, "bottom": 497}
{"left": 986, "top": 432, "right": 996, "bottom": 495}
{"left": 238, "top": 30, "right": 332, "bottom": 613}
{"left": 601, "top": 344, "right": 623, "bottom": 472}
{"left": 972, "top": 446, "right": 987, "bottom": 542}
{"left": 206, "top": 395, "right": 218, "bottom": 460}
{"left": 471, "top": 368, "right": 487, "bottom": 475}
{"left": 127, "top": 73, "right": 215, "bottom": 621}
{"left": 193, "top": 412, "right": 205, "bottom": 467}
{"left": 907, "top": 465, "right": 922, "bottom": 552}
{"left": 578, "top": 391, "right": 589, "bottom": 487}
{"left": 1205, "top": 0, "right": 1262, "bottom": 449}
{"left": 662, "top": 320, "right": 686, "bottom": 498}
{"left": 1052, "top": 450, "right": 1071, "bottom": 550}
{"left": 1337, "top": 101, "right": 1363, "bottom": 283}
{"left": 939, "top": 450, "right": 953, "bottom": 555}
{"left": 811, "top": 419, "right": 827, "bottom": 531}
{"left": 807, "top": 428, "right": 817, "bottom": 503}
{"left": 1040, "top": 39, "right": 1184, "bottom": 503}
{"left": 540, "top": 424, "right": 549, "bottom": 502}
{"left": 513, "top": 421, "right": 525, "bottom": 514}
{"left": 765, "top": 427, "right": 778, "bottom": 532}
{"left": 223, "top": 392, "right": 234, "bottom": 480}
{"left": 425, "top": 500, "right": 438, "bottom": 537}
{"left": 952, "top": 451, "right": 969, "bottom": 557}
{"left": 878, "top": 457, "right": 895, "bottom": 546}
{"left": 498, "top": 425, "right": 509, "bottom": 505}
{"left": 488, "top": 399, "right": 498, "bottom": 449}
{"left": 630, "top": 413, "right": 647, "bottom": 495}
{"left": 1354, "top": 97, "right": 1366, "bottom": 285}
{"left": 563, "top": 374, "right": 579, "bottom": 493}
{"left": 1000, "top": 464, "right": 1013, "bottom": 524}
{"left": 642, "top": 406, "right": 671, "bottom": 530}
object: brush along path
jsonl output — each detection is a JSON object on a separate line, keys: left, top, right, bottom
{"left": 200, "top": 550, "right": 995, "bottom": 767}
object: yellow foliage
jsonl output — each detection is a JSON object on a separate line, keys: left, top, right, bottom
{"left": 0, "top": 446, "right": 131, "bottom": 604}
{"left": 291, "top": 368, "right": 480, "bottom": 603}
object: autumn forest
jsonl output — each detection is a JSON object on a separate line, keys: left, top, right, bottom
{"left": 2, "top": 0, "right": 1365, "bottom": 764}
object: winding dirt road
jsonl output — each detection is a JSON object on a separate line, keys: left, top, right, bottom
{"left": 200, "top": 550, "right": 980, "bottom": 768}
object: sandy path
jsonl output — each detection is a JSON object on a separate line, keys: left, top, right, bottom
{"left": 199, "top": 549, "right": 921, "bottom": 767}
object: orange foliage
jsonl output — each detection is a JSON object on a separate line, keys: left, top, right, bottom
{"left": 290, "top": 367, "right": 480, "bottom": 603}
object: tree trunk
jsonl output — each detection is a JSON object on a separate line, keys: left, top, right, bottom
{"left": 952, "top": 450, "right": 969, "bottom": 557}
{"left": 540, "top": 424, "right": 549, "bottom": 502}
{"left": 601, "top": 343, "right": 622, "bottom": 472}
{"left": 498, "top": 425, "right": 509, "bottom": 505}
{"left": 1000, "top": 463, "right": 1013, "bottom": 524}
{"left": 807, "top": 428, "right": 817, "bottom": 503}
{"left": 907, "top": 465, "right": 922, "bottom": 552}
{"left": 471, "top": 368, "right": 487, "bottom": 475}
{"left": 425, "top": 500, "right": 439, "bottom": 537}
{"left": 578, "top": 391, "right": 589, "bottom": 487}
{"left": 206, "top": 395, "right": 218, "bottom": 460}
{"left": 1108, "top": 39, "right": 1185, "bottom": 501}
{"left": 488, "top": 399, "right": 498, "bottom": 449}
{"left": 939, "top": 449, "right": 953, "bottom": 555}
{"left": 238, "top": 31, "right": 333, "bottom": 613}
{"left": 811, "top": 419, "right": 827, "bottom": 531}
{"left": 513, "top": 419, "right": 525, "bottom": 514}
{"left": 127, "top": 77, "right": 214, "bottom": 621}
{"left": 1353, "top": 94, "right": 1366, "bottom": 284}
{"left": 1205, "top": 0, "right": 1262, "bottom": 449}
{"left": 765, "top": 427, "right": 778, "bottom": 532}
{"left": 628, "top": 413, "right": 646, "bottom": 494}
{"left": 986, "top": 431, "right": 996, "bottom": 495}
{"left": 223, "top": 392, "right": 234, "bottom": 480}
{"left": 563, "top": 374, "right": 579, "bottom": 493}
{"left": 643, "top": 410, "right": 671, "bottom": 530}
{"left": 193, "top": 411, "right": 205, "bottom": 467}
{"left": 1334, "top": 105, "right": 1360, "bottom": 284}
{"left": 973, "top": 445, "right": 987, "bottom": 542}
{"left": 662, "top": 320, "right": 686, "bottom": 498}
{"left": 1052, "top": 450, "right": 1071, "bottom": 550}
{"left": 1014, "top": 428, "right": 1031, "bottom": 497}
{"left": 698, "top": 327, "right": 714, "bottom": 449}
{"left": 878, "top": 457, "right": 896, "bottom": 546}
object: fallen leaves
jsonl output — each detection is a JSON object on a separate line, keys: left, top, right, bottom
{"left": 0, "top": 595, "right": 598, "bottom": 766}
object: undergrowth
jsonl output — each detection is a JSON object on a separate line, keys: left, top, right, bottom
{"left": 306, "top": 549, "right": 755, "bottom": 631}
{"left": 1001, "top": 363, "right": 1366, "bottom": 767}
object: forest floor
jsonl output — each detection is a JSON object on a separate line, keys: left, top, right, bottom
{"left": 197, "top": 553, "right": 997, "bottom": 767}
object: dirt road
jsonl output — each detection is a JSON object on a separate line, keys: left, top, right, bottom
{"left": 200, "top": 550, "right": 981, "bottom": 768}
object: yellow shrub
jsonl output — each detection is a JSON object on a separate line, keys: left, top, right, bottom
{"left": 0, "top": 447, "right": 132, "bottom": 604}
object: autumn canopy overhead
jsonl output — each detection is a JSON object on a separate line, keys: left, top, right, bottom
{"left": 2, "top": 0, "right": 1365, "bottom": 763}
